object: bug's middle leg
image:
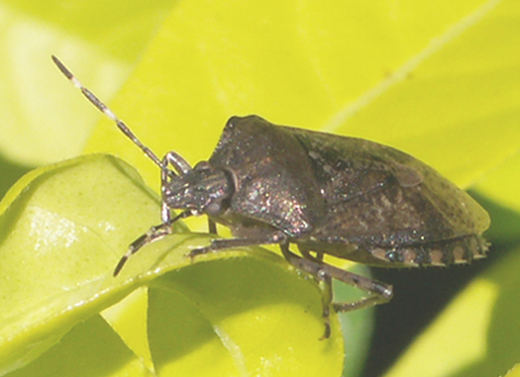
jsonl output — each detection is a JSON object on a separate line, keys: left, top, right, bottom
{"left": 280, "top": 242, "right": 393, "bottom": 337}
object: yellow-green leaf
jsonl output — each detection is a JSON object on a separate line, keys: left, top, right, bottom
{"left": 504, "top": 364, "right": 520, "bottom": 377}
{"left": 0, "top": 155, "right": 344, "bottom": 376}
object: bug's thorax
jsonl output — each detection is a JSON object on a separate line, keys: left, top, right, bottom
{"left": 162, "top": 161, "right": 234, "bottom": 215}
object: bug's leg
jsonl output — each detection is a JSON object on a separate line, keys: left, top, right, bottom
{"left": 317, "top": 274, "right": 333, "bottom": 339}
{"left": 113, "top": 210, "right": 193, "bottom": 276}
{"left": 162, "top": 151, "right": 191, "bottom": 175}
{"left": 115, "top": 150, "right": 193, "bottom": 277}
{"left": 330, "top": 271, "right": 393, "bottom": 313}
{"left": 299, "top": 248, "right": 316, "bottom": 261}
{"left": 159, "top": 152, "right": 188, "bottom": 223}
{"left": 280, "top": 243, "right": 393, "bottom": 336}
{"left": 298, "top": 246, "right": 332, "bottom": 338}
{"left": 114, "top": 222, "right": 172, "bottom": 276}
{"left": 189, "top": 231, "right": 287, "bottom": 258}
{"left": 299, "top": 247, "right": 324, "bottom": 263}
{"left": 285, "top": 243, "right": 332, "bottom": 338}
{"left": 208, "top": 219, "right": 218, "bottom": 234}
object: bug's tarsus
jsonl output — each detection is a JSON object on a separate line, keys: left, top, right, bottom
{"left": 51, "top": 55, "right": 163, "bottom": 168}
{"left": 113, "top": 210, "right": 193, "bottom": 276}
{"left": 113, "top": 225, "right": 167, "bottom": 277}
{"left": 113, "top": 252, "right": 132, "bottom": 277}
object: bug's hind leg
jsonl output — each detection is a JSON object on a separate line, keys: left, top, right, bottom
{"left": 280, "top": 242, "right": 393, "bottom": 338}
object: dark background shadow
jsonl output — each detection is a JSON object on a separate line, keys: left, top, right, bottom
{"left": 362, "top": 192, "right": 520, "bottom": 377}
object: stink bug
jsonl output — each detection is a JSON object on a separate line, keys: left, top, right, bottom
{"left": 52, "top": 56, "right": 490, "bottom": 338}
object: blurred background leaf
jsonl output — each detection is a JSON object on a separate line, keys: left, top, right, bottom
{"left": 0, "top": 0, "right": 174, "bottom": 168}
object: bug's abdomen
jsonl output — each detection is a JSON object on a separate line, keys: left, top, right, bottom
{"left": 299, "top": 233, "right": 488, "bottom": 268}
{"left": 365, "top": 233, "right": 488, "bottom": 267}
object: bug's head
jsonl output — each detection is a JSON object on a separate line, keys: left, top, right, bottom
{"left": 163, "top": 161, "right": 234, "bottom": 216}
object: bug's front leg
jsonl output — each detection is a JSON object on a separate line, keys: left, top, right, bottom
{"left": 113, "top": 210, "right": 193, "bottom": 276}
{"left": 160, "top": 151, "right": 192, "bottom": 223}
{"left": 280, "top": 242, "right": 393, "bottom": 338}
{"left": 114, "top": 149, "right": 196, "bottom": 276}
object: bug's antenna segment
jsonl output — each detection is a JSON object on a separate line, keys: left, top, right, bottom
{"left": 51, "top": 55, "right": 163, "bottom": 168}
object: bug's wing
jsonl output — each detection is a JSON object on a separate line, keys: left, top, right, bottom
{"left": 283, "top": 125, "right": 490, "bottom": 247}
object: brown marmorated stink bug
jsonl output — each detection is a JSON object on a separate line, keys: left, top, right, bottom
{"left": 52, "top": 56, "right": 490, "bottom": 338}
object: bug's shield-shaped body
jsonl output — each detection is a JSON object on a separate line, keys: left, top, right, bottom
{"left": 131, "top": 115, "right": 490, "bottom": 339}
{"left": 53, "top": 55, "right": 489, "bottom": 339}
{"left": 208, "top": 115, "right": 490, "bottom": 268}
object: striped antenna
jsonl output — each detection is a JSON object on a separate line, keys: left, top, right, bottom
{"left": 51, "top": 55, "right": 163, "bottom": 168}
